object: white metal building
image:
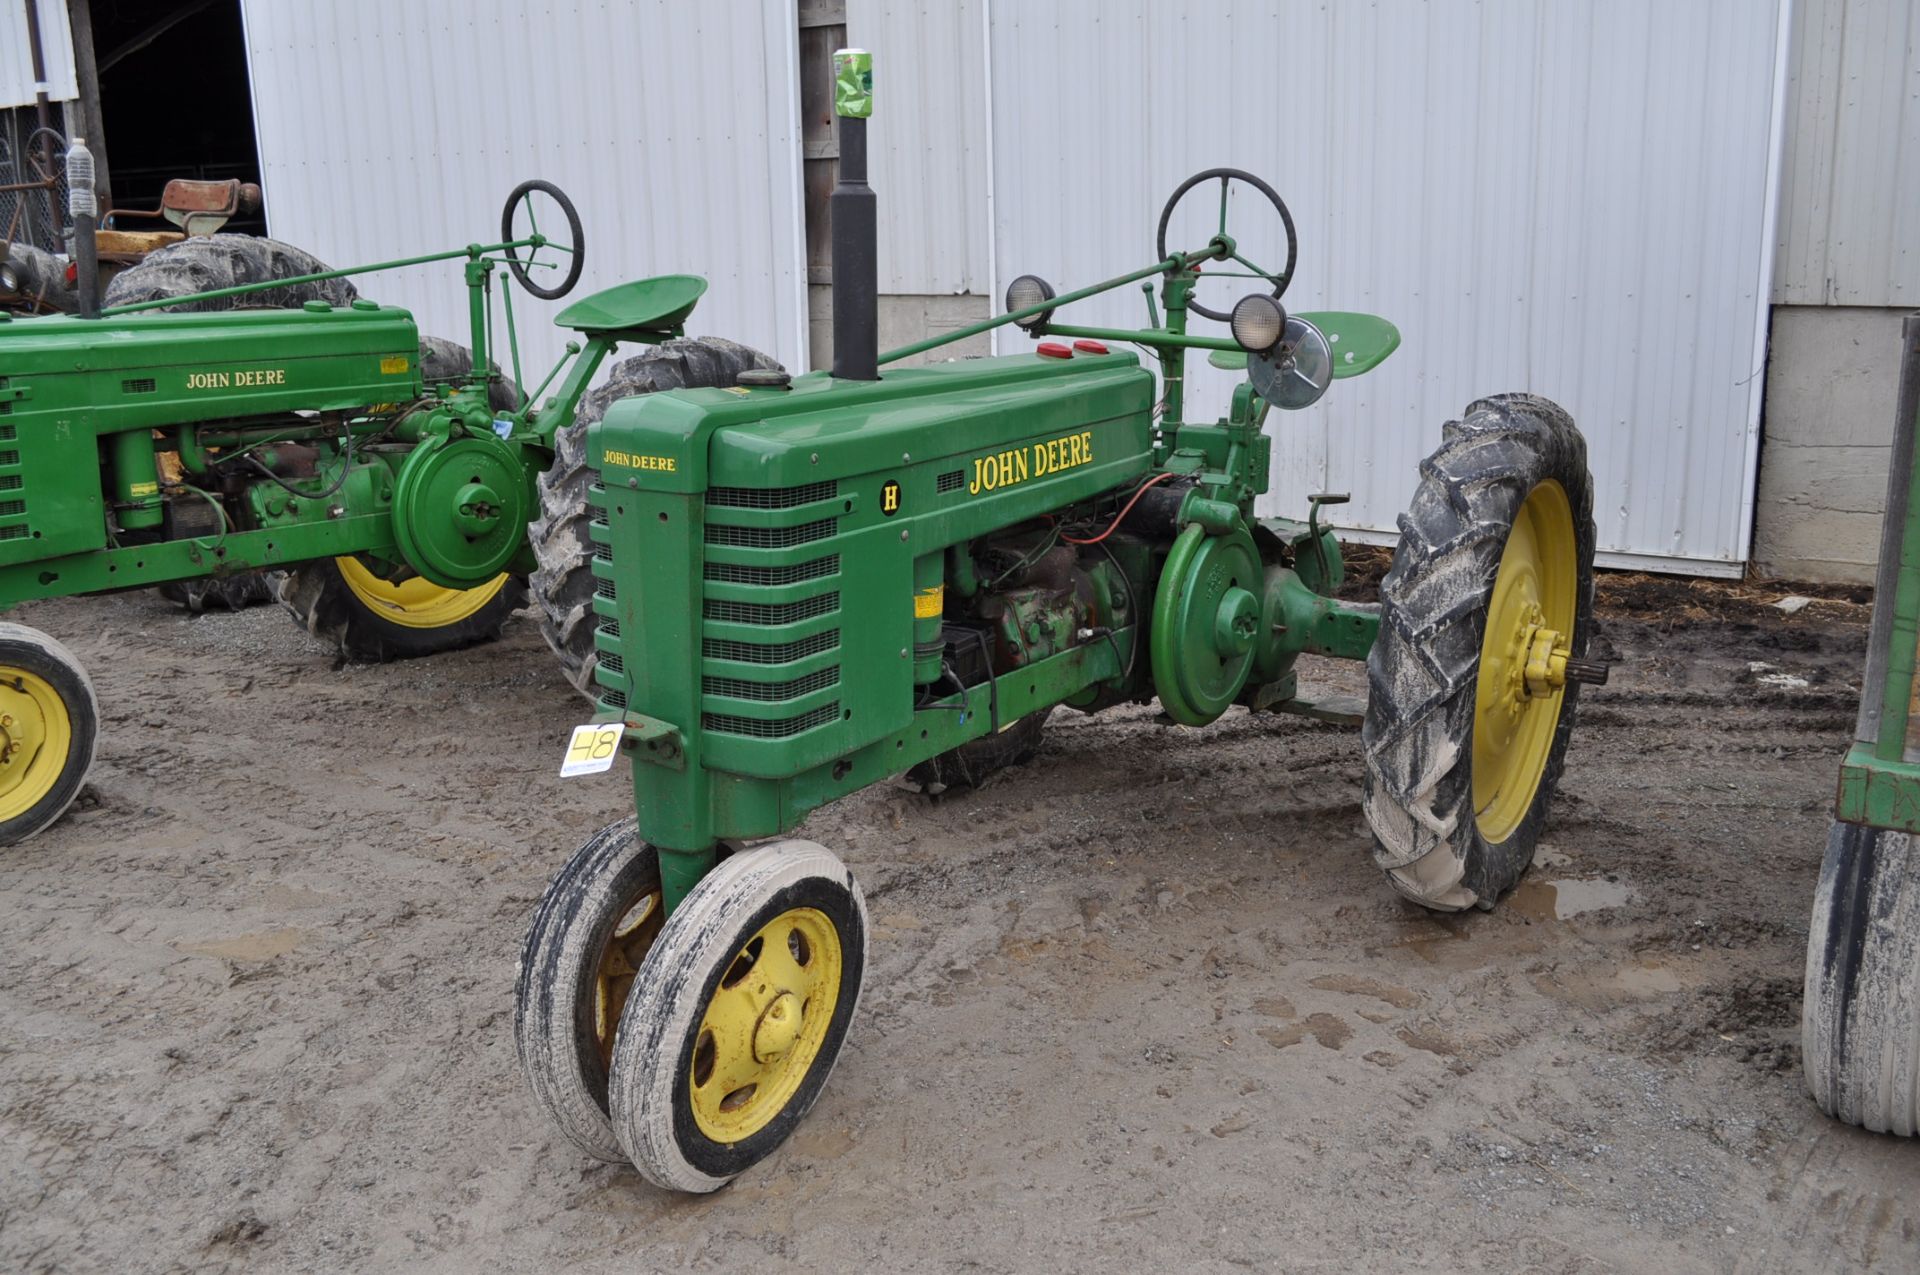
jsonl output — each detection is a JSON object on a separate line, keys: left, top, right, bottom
{"left": 16, "top": 0, "right": 1918, "bottom": 579}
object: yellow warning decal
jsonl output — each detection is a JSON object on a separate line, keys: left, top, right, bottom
{"left": 914, "top": 585, "right": 944, "bottom": 618}
{"left": 380, "top": 355, "right": 410, "bottom": 375}
{"left": 129, "top": 481, "right": 158, "bottom": 497}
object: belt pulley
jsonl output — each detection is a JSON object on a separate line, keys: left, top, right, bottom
{"left": 1150, "top": 523, "right": 1262, "bottom": 726}
{"left": 391, "top": 432, "right": 529, "bottom": 588}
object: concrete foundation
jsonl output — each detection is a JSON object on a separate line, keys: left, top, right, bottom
{"left": 1752, "top": 305, "right": 1909, "bottom": 584}
{"left": 807, "top": 289, "right": 991, "bottom": 370}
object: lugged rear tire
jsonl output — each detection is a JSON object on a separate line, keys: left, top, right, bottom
{"left": 278, "top": 558, "right": 528, "bottom": 663}
{"left": 1803, "top": 820, "right": 1920, "bottom": 1135}
{"left": 530, "top": 337, "right": 780, "bottom": 698}
{"left": 102, "top": 234, "right": 359, "bottom": 311}
{"left": 905, "top": 709, "right": 1052, "bottom": 793}
{"left": 1361, "top": 394, "right": 1595, "bottom": 911}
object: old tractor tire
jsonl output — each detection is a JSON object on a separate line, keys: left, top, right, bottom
{"left": 531, "top": 337, "right": 781, "bottom": 699}
{"left": 1803, "top": 819, "right": 1920, "bottom": 1135}
{"left": 0, "top": 623, "right": 99, "bottom": 848}
{"left": 905, "top": 709, "right": 1052, "bottom": 793}
{"left": 1361, "top": 394, "right": 1595, "bottom": 911}
{"left": 102, "top": 234, "right": 358, "bottom": 311}
{"left": 112, "top": 237, "right": 358, "bottom": 612}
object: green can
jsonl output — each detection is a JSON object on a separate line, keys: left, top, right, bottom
{"left": 833, "top": 48, "right": 872, "bottom": 118}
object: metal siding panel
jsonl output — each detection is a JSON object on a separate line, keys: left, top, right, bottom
{"left": 0, "top": 0, "right": 77, "bottom": 109}
{"left": 989, "top": 0, "right": 1784, "bottom": 571}
{"left": 848, "top": 0, "right": 989, "bottom": 295}
{"left": 238, "top": 0, "right": 807, "bottom": 382}
{"left": 1776, "top": 0, "right": 1920, "bottom": 305}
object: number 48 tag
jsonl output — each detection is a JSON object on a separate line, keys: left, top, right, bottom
{"left": 560, "top": 722, "right": 624, "bottom": 777}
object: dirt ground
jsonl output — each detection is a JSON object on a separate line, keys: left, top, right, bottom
{"left": 1, "top": 558, "right": 1915, "bottom": 1273}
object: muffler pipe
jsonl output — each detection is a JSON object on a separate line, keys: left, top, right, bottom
{"left": 829, "top": 49, "right": 877, "bottom": 381}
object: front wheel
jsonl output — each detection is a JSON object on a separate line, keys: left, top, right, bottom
{"left": 1803, "top": 820, "right": 1920, "bottom": 1135}
{"left": 278, "top": 557, "right": 526, "bottom": 662}
{"left": 0, "top": 623, "right": 99, "bottom": 847}
{"left": 1361, "top": 394, "right": 1596, "bottom": 911}
{"left": 609, "top": 842, "right": 868, "bottom": 1193}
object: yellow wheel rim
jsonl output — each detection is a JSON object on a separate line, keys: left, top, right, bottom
{"left": 0, "top": 668, "right": 71, "bottom": 822}
{"left": 1473, "top": 480, "right": 1577, "bottom": 844}
{"left": 688, "top": 907, "right": 843, "bottom": 1143}
{"left": 593, "top": 885, "right": 666, "bottom": 1073}
{"left": 334, "top": 557, "right": 509, "bottom": 629}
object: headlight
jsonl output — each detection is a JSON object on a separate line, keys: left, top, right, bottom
{"left": 1005, "top": 274, "right": 1056, "bottom": 330}
{"left": 1230, "top": 293, "right": 1287, "bottom": 352}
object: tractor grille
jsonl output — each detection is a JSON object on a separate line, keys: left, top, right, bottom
{"left": 696, "top": 488, "right": 845, "bottom": 742}
{"left": 703, "top": 667, "right": 840, "bottom": 701}
{"left": 704, "top": 518, "right": 837, "bottom": 549}
{"left": 703, "top": 703, "right": 840, "bottom": 739}
{"left": 704, "top": 592, "right": 839, "bottom": 626}
{"left": 937, "top": 469, "right": 965, "bottom": 493}
{"left": 704, "top": 555, "right": 838, "bottom": 587}
{"left": 0, "top": 413, "right": 26, "bottom": 543}
{"left": 708, "top": 480, "right": 838, "bottom": 510}
{"left": 703, "top": 630, "right": 839, "bottom": 664}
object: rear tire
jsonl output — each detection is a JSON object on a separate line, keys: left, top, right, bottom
{"left": 905, "top": 709, "right": 1052, "bottom": 793}
{"left": 102, "top": 234, "right": 359, "bottom": 311}
{"left": 1803, "top": 820, "right": 1920, "bottom": 1135}
{"left": 530, "top": 337, "right": 780, "bottom": 698}
{"left": 277, "top": 558, "right": 527, "bottom": 663}
{"left": 1360, "top": 394, "right": 1595, "bottom": 911}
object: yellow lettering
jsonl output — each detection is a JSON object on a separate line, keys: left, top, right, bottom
{"left": 1013, "top": 448, "right": 1028, "bottom": 483}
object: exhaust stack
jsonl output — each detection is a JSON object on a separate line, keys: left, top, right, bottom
{"left": 67, "top": 138, "right": 100, "bottom": 319}
{"left": 829, "top": 49, "right": 877, "bottom": 381}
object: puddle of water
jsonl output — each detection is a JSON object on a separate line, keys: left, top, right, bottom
{"left": 1510, "top": 877, "right": 1633, "bottom": 921}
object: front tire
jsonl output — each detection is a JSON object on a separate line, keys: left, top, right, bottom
{"left": 0, "top": 624, "right": 99, "bottom": 847}
{"left": 1803, "top": 820, "right": 1920, "bottom": 1135}
{"left": 515, "top": 817, "right": 664, "bottom": 1163}
{"left": 1361, "top": 394, "right": 1595, "bottom": 911}
{"left": 609, "top": 842, "right": 867, "bottom": 1193}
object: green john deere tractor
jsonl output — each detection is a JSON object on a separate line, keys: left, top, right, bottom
{"left": 0, "top": 168, "right": 770, "bottom": 847}
{"left": 515, "top": 50, "right": 1607, "bottom": 1192}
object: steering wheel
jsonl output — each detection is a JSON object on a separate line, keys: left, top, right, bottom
{"left": 1155, "top": 168, "right": 1298, "bottom": 323}
{"left": 500, "top": 179, "right": 585, "bottom": 300}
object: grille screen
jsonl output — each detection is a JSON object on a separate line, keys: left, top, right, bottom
{"left": 704, "top": 518, "right": 836, "bottom": 549}
{"left": 704, "top": 667, "right": 840, "bottom": 701}
{"left": 704, "top": 555, "right": 838, "bottom": 587}
{"left": 0, "top": 526, "right": 26, "bottom": 540}
{"left": 937, "top": 470, "right": 965, "bottom": 492}
{"left": 704, "top": 702, "right": 840, "bottom": 739}
{"left": 0, "top": 500, "right": 23, "bottom": 517}
{"left": 601, "top": 651, "right": 623, "bottom": 674}
{"left": 121, "top": 378, "right": 157, "bottom": 394}
{"left": 704, "top": 593, "right": 838, "bottom": 626}
{"left": 708, "top": 480, "right": 838, "bottom": 510}
{"left": 703, "top": 630, "right": 839, "bottom": 664}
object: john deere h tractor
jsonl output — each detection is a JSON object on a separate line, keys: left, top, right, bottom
{"left": 0, "top": 167, "right": 769, "bottom": 846}
{"left": 515, "top": 50, "right": 1607, "bottom": 1193}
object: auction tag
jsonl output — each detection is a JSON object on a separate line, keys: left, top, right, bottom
{"left": 560, "top": 723, "right": 623, "bottom": 777}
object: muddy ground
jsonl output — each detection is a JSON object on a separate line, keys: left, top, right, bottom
{"left": 0, "top": 560, "right": 1914, "bottom": 1273}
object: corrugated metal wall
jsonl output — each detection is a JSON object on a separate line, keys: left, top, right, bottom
{"left": 0, "top": 0, "right": 76, "bottom": 110}
{"left": 846, "top": 0, "right": 990, "bottom": 295}
{"left": 1775, "top": 0, "right": 1920, "bottom": 306}
{"left": 237, "top": 0, "right": 808, "bottom": 382}
{"left": 987, "top": 0, "right": 1792, "bottom": 573}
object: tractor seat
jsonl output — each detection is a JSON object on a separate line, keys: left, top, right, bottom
{"left": 556, "top": 274, "right": 706, "bottom": 339}
{"left": 159, "top": 178, "right": 261, "bottom": 235}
